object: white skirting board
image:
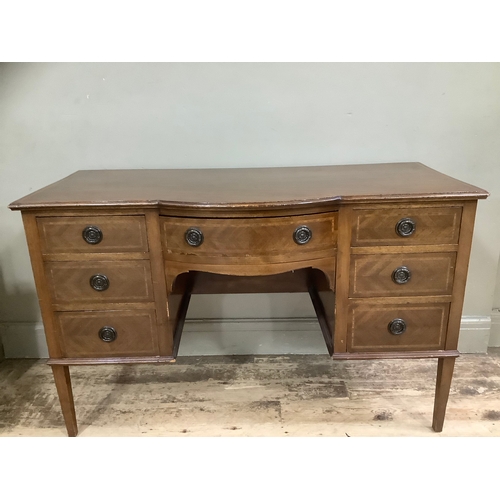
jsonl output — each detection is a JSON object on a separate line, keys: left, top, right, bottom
{"left": 0, "top": 315, "right": 495, "bottom": 358}
{"left": 489, "top": 310, "right": 500, "bottom": 347}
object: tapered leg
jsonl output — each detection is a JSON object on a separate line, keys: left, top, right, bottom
{"left": 432, "top": 357, "right": 456, "bottom": 432}
{"left": 51, "top": 365, "right": 78, "bottom": 437}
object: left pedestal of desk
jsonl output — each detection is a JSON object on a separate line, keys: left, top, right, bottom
{"left": 18, "top": 209, "right": 177, "bottom": 436}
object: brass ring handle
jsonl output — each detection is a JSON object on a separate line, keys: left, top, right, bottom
{"left": 388, "top": 318, "right": 407, "bottom": 335}
{"left": 395, "top": 218, "right": 416, "bottom": 237}
{"left": 99, "top": 326, "right": 117, "bottom": 342}
{"left": 90, "top": 274, "right": 109, "bottom": 291}
{"left": 185, "top": 227, "right": 204, "bottom": 247}
{"left": 82, "top": 225, "right": 103, "bottom": 244}
{"left": 293, "top": 226, "right": 312, "bottom": 245}
{"left": 392, "top": 266, "right": 411, "bottom": 284}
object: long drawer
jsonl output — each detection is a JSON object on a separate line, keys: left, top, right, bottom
{"left": 347, "top": 301, "right": 449, "bottom": 352}
{"left": 57, "top": 310, "right": 158, "bottom": 357}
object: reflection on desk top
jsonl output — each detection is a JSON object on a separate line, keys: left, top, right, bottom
{"left": 9, "top": 162, "right": 489, "bottom": 211}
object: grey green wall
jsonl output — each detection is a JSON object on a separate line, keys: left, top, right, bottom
{"left": 1, "top": 62, "right": 499, "bottom": 355}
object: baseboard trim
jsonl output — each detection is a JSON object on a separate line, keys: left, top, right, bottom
{"left": 0, "top": 322, "right": 48, "bottom": 359}
{"left": 0, "top": 315, "right": 494, "bottom": 358}
{"left": 457, "top": 315, "right": 492, "bottom": 353}
{"left": 489, "top": 310, "right": 500, "bottom": 347}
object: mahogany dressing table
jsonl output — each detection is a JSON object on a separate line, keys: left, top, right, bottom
{"left": 9, "top": 162, "right": 488, "bottom": 436}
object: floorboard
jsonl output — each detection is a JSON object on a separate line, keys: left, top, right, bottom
{"left": 1, "top": 349, "right": 499, "bottom": 436}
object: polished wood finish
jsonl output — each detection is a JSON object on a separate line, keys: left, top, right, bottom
{"left": 350, "top": 244, "right": 458, "bottom": 254}
{"left": 164, "top": 259, "right": 336, "bottom": 284}
{"left": 48, "top": 356, "right": 175, "bottom": 365}
{"left": 161, "top": 213, "right": 337, "bottom": 265}
{"left": 331, "top": 349, "right": 459, "bottom": 360}
{"left": 145, "top": 210, "right": 173, "bottom": 356}
{"left": 172, "top": 278, "right": 193, "bottom": 359}
{"left": 21, "top": 213, "right": 64, "bottom": 358}
{"left": 42, "top": 252, "right": 150, "bottom": 262}
{"left": 349, "top": 252, "right": 456, "bottom": 297}
{"left": 9, "top": 163, "right": 487, "bottom": 211}
{"left": 351, "top": 206, "right": 462, "bottom": 246}
{"left": 9, "top": 163, "right": 488, "bottom": 435}
{"left": 37, "top": 215, "right": 149, "bottom": 255}
{"left": 45, "top": 260, "right": 155, "bottom": 305}
{"left": 445, "top": 201, "right": 478, "bottom": 350}
{"left": 308, "top": 267, "right": 336, "bottom": 355}
{"left": 333, "top": 206, "right": 353, "bottom": 353}
{"left": 57, "top": 310, "right": 158, "bottom": 357}
{"left": 51, "top": 365, "right": 78, "bottom": 437}
{"left": 191, "top": 269, "right": 310, "bottom": 294}
{"left": 347, "top": 301, "right": 450, "bottom": 351}
{"left": 432, "top": 357, "right": 456, "bottom": 432}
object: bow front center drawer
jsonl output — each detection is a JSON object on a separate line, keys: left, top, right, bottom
{"left": 161, "top": 213, "right": 337, "bottom": 264}
{"left": 37, "top": 216, "right": 149, "bottom": 255}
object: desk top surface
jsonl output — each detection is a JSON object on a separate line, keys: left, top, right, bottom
{"left": 9, "top": 162, "right": 488, "bottom": 211}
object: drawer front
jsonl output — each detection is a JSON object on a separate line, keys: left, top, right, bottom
{"left": 38, "top": 216, "right": 149, "bottom": 254}
{"left": 347, "top": 302, "right": 449, "bottom": 351}
{"left": 161, "top": 213, "right": 337, "bottom": 263}
{"left": 349, "top": 252, "right": 456, "bottom": 297}
{"left": 46, "top": 261, "right": 155, "bottom": 305}
{"left": 57, "top": 310, "right": 158, "bottom": 357}
{"left": 351, "top": 207, "right": 462, "bottom": 246}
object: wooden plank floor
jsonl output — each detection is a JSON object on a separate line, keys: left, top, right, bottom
{"left": 1, "top": 349, "right": 500, "bottom": 436}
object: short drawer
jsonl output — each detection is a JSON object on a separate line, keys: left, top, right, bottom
{"left": 349, "top": 252, "right": 456, "bottom": 297}
{"left": 57, "top": 310, "right": 158, "bottom": 357}
{"left": 347, "top": 301, "right": 449, "bottom": 352}
{"left": 38, "top": 216, "right": 149, "bottom": 255}
{"left": 351, "top": 206, "right": 462, "bottom": 246}
{"left": 161, "top": 213, "right": 337, "bottom": 264}
{"left": 46, "top": 261, "right": 155, "bottom": 305}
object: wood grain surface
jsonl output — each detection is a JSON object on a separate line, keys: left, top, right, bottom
{"left": 347, "top": 301, "right": 450, "bottom": 351}
{"left": 9, "top": 163, "right": 488, "bottom": 211}
{"left": 38, "top": 215, "right": 149, "bottom": 254}
{"left": 161, "top": 212, "right": 337, "bottom": 264}
{"left": 9, "top": 164, "right": 489, "bottom": 436}
{"left": 349, "top": 252, "right": 456, "bottom": 297}
{"left": 45, "top": 260, "right": 155, "bottom": 305}
{"left": 57, "top": 310, "right": 158, "bottom": 358}
{"left": 351, "top": 206, "right": 462, "bottom": 246}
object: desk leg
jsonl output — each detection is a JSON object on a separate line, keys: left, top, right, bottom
{"left": 51, "top": 365, "right": 78, "bottom": 437}
{"left": 432, "top": 357, "right": 456, "bottom": 432}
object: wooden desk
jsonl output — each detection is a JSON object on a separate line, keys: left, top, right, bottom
{"left": 9, "top": 162, "right": 488, "bottom": 436}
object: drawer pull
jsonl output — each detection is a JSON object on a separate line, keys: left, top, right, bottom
{"left": 185, "top": 227, "right": 204, "bottom": 247}
{"left": 293, "top": 226, "right": 312, "bottom": 245}
{"left": 388, "top": 318, "right": 407, "bottom": 335}
{"left": 98, "top": 326, "right": 117, "bottom": 342}
{"left": 82, "top": 225, "right": 103, "bottom": 244}
{"left": 395, "top": 218, "right": 416, "bottom": 237}
{"left": 392, "top": 266, "right": 411, "bottom": 284}
{"left": 90, "top": 274, "right": 109, "bottom": 291}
